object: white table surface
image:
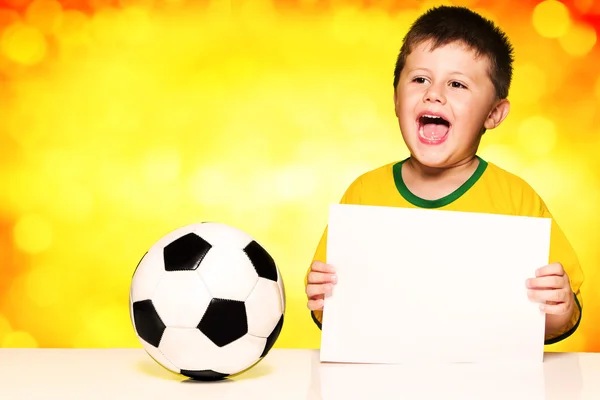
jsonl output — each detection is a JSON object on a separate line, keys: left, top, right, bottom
{"left": 0, "top": 348, "right": 598, "bottom": 399}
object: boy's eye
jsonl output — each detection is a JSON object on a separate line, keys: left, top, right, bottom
{"left": 450, "top": 81, "right": 467, "bottom": 89}
{"left": 412, "top": 77, "right": 427, "bottom": 84}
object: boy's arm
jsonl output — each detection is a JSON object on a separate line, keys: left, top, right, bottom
{"left": 305, "top": 226, "right": 328, "bottom": 329}
{"left": 306, "top": 176, "right": 364, "bottom": 329}
{"left": 541, "top": 205, "right": 584, "bottom": 344}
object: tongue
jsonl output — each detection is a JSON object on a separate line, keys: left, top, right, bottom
{"left": 422, "top": 123, "right": 449, "bottom": 139}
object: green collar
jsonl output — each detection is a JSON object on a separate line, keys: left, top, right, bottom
{"left": 392, "top": 156, "right": 488, "bottom": 209}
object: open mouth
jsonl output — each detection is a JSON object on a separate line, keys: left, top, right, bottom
{"left": 417, "top": 114, "right": 451, "bottom": 144}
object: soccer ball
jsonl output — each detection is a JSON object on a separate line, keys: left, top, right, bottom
{"left": 129, "top": 222, "right": 285, "bottom": 381}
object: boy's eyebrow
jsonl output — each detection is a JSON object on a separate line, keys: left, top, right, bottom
{"left": 407, "top": 67, "right": 431, "bottom": 74}
{"left": 448, "top": 71, "right": 470, "bottom": 77}
{"left": 448, "top": 71, "right": 474, "bottom": 81}
{"left": 407, "top": 67, "right": 473, "bottom": 80}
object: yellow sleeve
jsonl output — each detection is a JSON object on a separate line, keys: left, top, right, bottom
{"left": 305, "top": 177, "right": 363, "bottom": 329}
{"left": 540, "top": 202, "right": 585, "bottom": 344}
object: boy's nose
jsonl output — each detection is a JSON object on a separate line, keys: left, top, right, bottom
{"left": 423, "top": 85, "right": 446, "bottom": 104}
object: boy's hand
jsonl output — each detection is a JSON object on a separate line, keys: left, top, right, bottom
{"left": 305, "top": 261, "right": 337, "bottom": 311}
{"left": 527, "top": 262, "right": 576, "bottom": 337}
{"left": 526, "top": 262, "right": 574, "bottom": 314}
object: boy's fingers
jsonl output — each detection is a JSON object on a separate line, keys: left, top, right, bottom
{"left": 526, "top": 276, "right": 564, "bottom": 289}
{"left": 305, "top": 283, "right": 334, "bottom": 298}
{"left": 539, "top": 302, "right": 571, "bottom": 315}
{"left": 307, "top": 271, "right": 337, "bottom": 284}
{"left": 535, "top": 263, "right": 565, "bottom": 277}
{"left": 307, "top": 298, "right": 324, "bottom": 310}
{"left": 311, "top": 260, "right": 336, "bottom": 273}
{"left": 527, "top": 288, "right": 569, "bottom": 304}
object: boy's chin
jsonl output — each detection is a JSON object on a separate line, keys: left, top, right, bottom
{"left": 408, "top": 148, "right": 457, "bottom": 169}
{"left": 410, "top": 155, "right": 451, "bottom": 169}
{"left": 409, "top": 149, "right": 480, "bottom": 171}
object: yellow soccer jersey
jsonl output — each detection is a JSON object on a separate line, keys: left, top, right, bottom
{"left": 307, "top": 155, "right": 584, "bottom": 345}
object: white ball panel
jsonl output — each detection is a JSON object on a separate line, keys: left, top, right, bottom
{"left": 152, "top": 271, "right": 212, "bottom": 328}
{"left": 245, "top": 278, "right": 284, "bottom": 338}
{"left": 130, "top": 251, "right": 165, "bottom": 302}
{"left": 211, "top": 334, "right": 266, "bottom": 375}
{"left": 277, "top": 266, "right": 286, "bottom": 312}
{"left": 197, "top": 247, "right": 258, "bottom": 301}
{"left": 139, "top": 338, "right": 180, "bottom": 374}
{"left": 160, "top": 328, "right": 266, "bottom": 375}
{"left": 193, "top": 222, "right": 254, "bottom": 248}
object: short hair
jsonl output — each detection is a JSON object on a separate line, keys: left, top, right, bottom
{"left": 393, "top": 6, "right": 514, "bottom": 99}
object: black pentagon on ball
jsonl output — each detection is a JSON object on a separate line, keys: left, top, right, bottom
{"left": 180, "top": 369, "right": 229, "bottom": 381}
{"left": 132, "top": 300, "right": 166, "bottom": 348}
{"left": 260, "top": 314, "right": 284, "bottom": 358}
{"left": 163, "top": 232, "right": 212, "bottom": 271}
{"left": 243, "top": 240, "right": 278, "bottom": 281}
{"left": 198, "top": 298, "right": 248, "bottom": 347}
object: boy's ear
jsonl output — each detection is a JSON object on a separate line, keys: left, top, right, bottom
{"left": 484, "top": 98, "right": 510, "bottom": 130}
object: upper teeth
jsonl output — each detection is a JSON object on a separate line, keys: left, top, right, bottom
{"left": 424, "top": 115, "right": 441, "bottom": 118}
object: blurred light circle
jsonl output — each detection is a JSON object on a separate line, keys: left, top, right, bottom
{"left": 13, "top": 214, "right": 53, "bottom": 254}
{"left": 0, "top": 23, "right": 47, "bottom": 65}
{"left": 559, "top": 23, "right": 597, "bottom": 56}
{"left": 532, "top": 0, "right": 571, "bottom": 38}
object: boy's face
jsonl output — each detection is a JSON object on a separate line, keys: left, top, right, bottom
{"left": 393, "top": 40, "right": 509, "bottom": 168}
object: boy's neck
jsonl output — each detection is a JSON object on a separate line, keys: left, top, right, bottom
{"left": 405, "top": 155, "right": 480, "bottom": 181}
{"left": 402, "top": 155, "right": 481, "bottom": 201}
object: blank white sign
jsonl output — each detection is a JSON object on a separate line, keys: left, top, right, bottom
{"left": 320, "top": 204, "right": 550, "bottom": 365}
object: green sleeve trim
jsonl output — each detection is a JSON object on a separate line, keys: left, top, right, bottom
{"left": 544, "top": 293, "right": 582, "bottom": 345}
{"left": 311, "top": 310, "right": 322, "bottom": 330}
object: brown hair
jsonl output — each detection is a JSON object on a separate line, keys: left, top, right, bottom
{"left": 393, "top": 6, "right": 514, "bottom": 99}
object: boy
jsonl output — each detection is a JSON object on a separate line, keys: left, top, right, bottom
{"left": 304, "top": 5, "right": 584, "bottom": 345}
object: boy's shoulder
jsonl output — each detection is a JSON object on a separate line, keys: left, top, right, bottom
{"left": 349, "top": 159, "right": 402, "bottom": 186}
{"left": 484, "top": 160, "right": 539, "bottom": 194}
{"left": 339, "top": 159, "right": 401, "bottom": 202}
{"left": 482, "top": 159, "right": 549, "bottom": 214}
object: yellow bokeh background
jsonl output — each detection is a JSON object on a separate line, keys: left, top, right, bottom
{"left": 0, "top": 0, "right": 599, "bottom": 353}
